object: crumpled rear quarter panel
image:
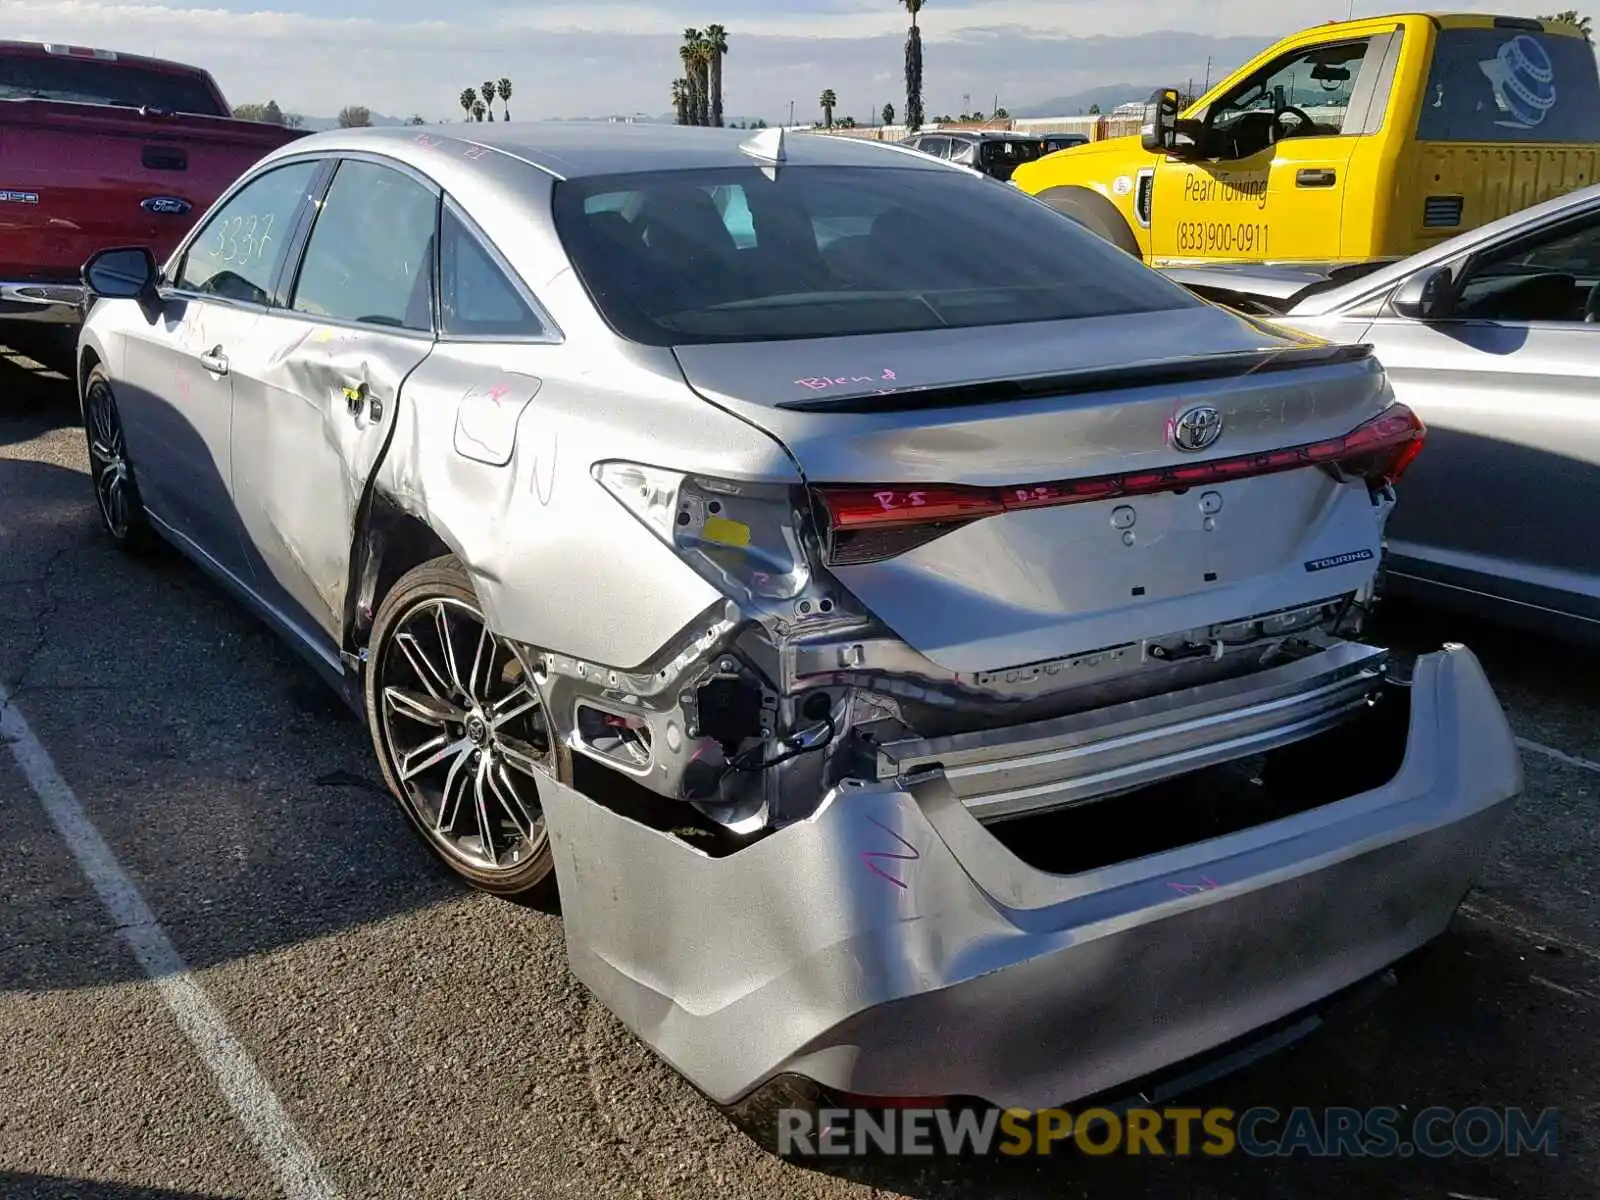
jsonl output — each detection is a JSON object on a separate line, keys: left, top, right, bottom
{"left": 541, "top": 645, "right": 1521, "bottom": 1110}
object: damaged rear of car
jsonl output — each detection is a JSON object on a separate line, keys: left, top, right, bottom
{"left": 80, "top": 123, "right": 1516, "bottom": 1131}
{"left": 515, "top": 135, "right": 1522, "bottom": 1121}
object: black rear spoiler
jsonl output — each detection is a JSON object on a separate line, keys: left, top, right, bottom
{"left": 774, "top": 342, "right": 1375, "bottom": 414}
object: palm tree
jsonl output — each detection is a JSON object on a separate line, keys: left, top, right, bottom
{"left": 680, "top": 32, "right": 703, "bottom": 126}
{"left": 901, "top": 0, "right": 925, "bottom": 133}
{"left": 819, "top": 88, "right": 837, "bottom": 129}
{"left": 670, "top": 78, "right": 690, "bottom": 126}
{"left": 471, "top": 101, "right": 486, "bottom": 122}
{"left": 703, "top": 24, "right": 729, "bottom": 127}
{"left": 459, "top": 88, "right": 476, "bottom": 120}
{"left": 497, "top": 78, "right": 513, "bottom": 120}
{"left": 691, "top": 40, "right": 714, "bottom": 126}
{"left": 480, "top": 80, "right": 496, "bottom": 121}
{"left": 1539, "top": 9, "right": 1593, "bottom": 39}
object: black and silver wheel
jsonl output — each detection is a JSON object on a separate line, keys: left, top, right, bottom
{"left": 365, "top": 555, "right": 568, "bottom": 900}
{"left": 82, "top": 366, "right": 156, "bottom": 555}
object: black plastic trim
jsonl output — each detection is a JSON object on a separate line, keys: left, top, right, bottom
{"left": 775, "top": 343, "right": 1376, "bottom": 414}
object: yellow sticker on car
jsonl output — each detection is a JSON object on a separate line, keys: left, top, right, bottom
{"left": 701, "top": 515, "right": 751, "bottom": 547}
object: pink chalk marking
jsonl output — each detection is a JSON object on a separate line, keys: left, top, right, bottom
{"left": 484, "top": 382, "right": 511, "bottom": 402}
{"left": 861, "top": 815, "right": 919, "bottom": 889}
{"left": 463, "top": 145, "right": 488, "bottom": 160}
{"left": 1166, "top": 875, "right": 1221, "bottom": 896}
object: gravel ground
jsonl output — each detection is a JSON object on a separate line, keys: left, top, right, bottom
{"left": 2, "top": 338, "right": 1596, "bottom": 1200}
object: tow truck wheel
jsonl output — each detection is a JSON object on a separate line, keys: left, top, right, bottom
{"left": 1036, "top": 186, "right": 1143, "bottom": 257}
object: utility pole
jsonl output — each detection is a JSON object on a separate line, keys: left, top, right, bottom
{"left": 1203, "top": 56, "right": 1212, "bottom": 92}
{"left": 788, "top": 98, "right": 795, "bottom": 127}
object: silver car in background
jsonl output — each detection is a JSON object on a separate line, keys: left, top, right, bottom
{"left": 75, "top": 123, "right": 1521, "bottom": 1130}
{"left": 1167, "top": 181, "right": 1600, "bottom": 644}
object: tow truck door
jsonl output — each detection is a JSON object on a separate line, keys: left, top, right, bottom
{"left": 1150, "top": 29, "right": 1402, "bottom": 265}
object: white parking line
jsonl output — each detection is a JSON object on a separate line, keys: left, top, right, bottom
{"left": 1, "top": 686, "right": 341, "bottom": 1200}
{"left": 1516, "top": 737, "right": 1600, "bottom": 776}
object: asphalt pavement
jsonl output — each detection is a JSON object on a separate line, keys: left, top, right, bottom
{"left": 2, "top": 335, "right": 1597, "bottom": 1200}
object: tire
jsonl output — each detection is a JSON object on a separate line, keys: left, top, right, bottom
{"left": 1035, "top": 186, "right": 1144, "bottom": 257}
{"left": 81, "top": 365, "right": 160, "bottom": 557}
{"left": 364, "top": 554, "right": 570, "bottom": 901}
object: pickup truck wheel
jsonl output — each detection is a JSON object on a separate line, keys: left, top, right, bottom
{"left": 365, "top": 555, "right": 570, "bottom": 903}
{"left": 82, "top": 367, "right": 159, "bottom": 557}
{"left": 1035, "top": 186, "right": 1143, "bottom": 257}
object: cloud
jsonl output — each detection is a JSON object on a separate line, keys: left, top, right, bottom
{"left": 6, "top": 0, "right": 1554, "bottom": 122}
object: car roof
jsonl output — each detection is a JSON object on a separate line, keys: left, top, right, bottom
{"left": 264, "top": 122, "right": 951, "bottom": 180}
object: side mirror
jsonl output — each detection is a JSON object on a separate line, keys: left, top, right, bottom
{"left": 1140, "top": 87, "right": 1183, "bottom": 154}
{"left": 82, "top": 246, "right": 158, "bottom": 301}
{"left": 1391, "top": 265, "right": 1454, "bottom": 319}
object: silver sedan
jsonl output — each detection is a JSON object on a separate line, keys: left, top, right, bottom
{"left": 1166, "top": 182, "right": 1600, "bottom": 644}
{"left": 75, "top": 122, "right": 1519, "bottom": 1129}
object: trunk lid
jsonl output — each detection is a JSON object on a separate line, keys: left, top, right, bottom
{"left": 0, "top": 100, "right": 304, "bottom": 281}
{"left": 673, "top": 307, "right": 1403, "bottom": 674}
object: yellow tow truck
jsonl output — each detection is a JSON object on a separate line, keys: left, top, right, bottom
{"left": 1011, "top": 13, "right": 1600, "bottom": 266}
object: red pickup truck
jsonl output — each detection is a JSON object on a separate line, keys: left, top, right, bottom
{"left": 1, "top": 40, "right": 305, "bottom": 332}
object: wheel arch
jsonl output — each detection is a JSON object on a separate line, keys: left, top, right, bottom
{"left": 1034, "top": 184, "right": 1143, "bottom": 257}
{"left": 345, "top": 487, "right": 462, "bottom": 657}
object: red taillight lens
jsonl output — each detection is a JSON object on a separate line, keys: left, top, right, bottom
{"left": 814, "top": 403, "right": 1425, "bottom": 566}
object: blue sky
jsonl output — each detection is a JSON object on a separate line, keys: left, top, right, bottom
{"left": 12, "top": 0, "right": 1570, "bottom": 123}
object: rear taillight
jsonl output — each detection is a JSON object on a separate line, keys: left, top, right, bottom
{"left": 815, "top": 403, "right": 1425, "bottom": 566}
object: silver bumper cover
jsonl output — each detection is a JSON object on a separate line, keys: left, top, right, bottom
{"left": 542, "top": 644, "right": 1522, "bottom": 1111}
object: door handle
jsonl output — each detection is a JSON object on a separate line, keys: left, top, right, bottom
{"left": 1295, "top": 168, "right": 1337, "bottom": 188}
{"left": 198, "top": 345, "right": 229, "bottom": 375}
{"left": 341, "top": 380, "right": 383, "bottom": 422}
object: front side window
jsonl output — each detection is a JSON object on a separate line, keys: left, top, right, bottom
{"left": 552, "top": 165, "right": 1197, "bottom": 346}
{"left": 1453, "top": 216, "right": 1600, "bottom": 321}
{"left": 438, "top": 203, "right": 546, "bottom": 338}
{"left": 176, "top": 160, "right": 319, "bottom": 305}
{"left": 1416, "top": 28, "right": 1600, "bottom": 143}
{"left": 1205, "top": 39, "right": 1373, "bottom": 157}
{"left": 291, "top": 159, "right": 438, "bottom": 331}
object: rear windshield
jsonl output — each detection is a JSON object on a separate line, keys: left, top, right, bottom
{"left": 551, "top": 165, "right": 1196, "bottom": 345}
{"left": 0, "top": 55, "right": 225, "bottom": 115}
{"left": 980, "top": 139, "right": 1044, "bottom": 165}
{"left": 1415, "top": 28, "right": 1600, "bottom": 142}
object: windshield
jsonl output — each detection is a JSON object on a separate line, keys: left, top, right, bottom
{"left": 1416, "top": 27, "right": 1600, "bottom": 142}
{"left": 551, "top": 165, "right": 1196, "bottom": 346}
{"left": 0, "top": 55, "right": 225, "bottom": 114}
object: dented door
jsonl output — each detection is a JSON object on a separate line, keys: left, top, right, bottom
{"left": 228, "top": 157, "right": 440, "bottom": 646}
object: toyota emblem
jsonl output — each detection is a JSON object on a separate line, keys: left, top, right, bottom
{"left": 1170, "top": 404, "right": 1223, "bottom": 453}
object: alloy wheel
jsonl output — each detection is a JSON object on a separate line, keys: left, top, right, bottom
{"left": 377, "top": 597, "right": 555, "bottom": 874}
{"left": 84, "top": 379, "right": 137, "bottom": 539}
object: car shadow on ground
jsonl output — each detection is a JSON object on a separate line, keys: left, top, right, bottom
{"left": 0, "top": 1174, "right": 243, "bottom": 1200}
{"left": 0, "top": 339, "right": 79, "bottom": 446}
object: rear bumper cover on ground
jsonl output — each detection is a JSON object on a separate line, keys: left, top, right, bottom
{"left": 542, "top": 644, "right": 1522, "bottom": 1111}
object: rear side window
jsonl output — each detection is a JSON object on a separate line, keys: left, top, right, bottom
{"left": 0, "top": 56, "right": 225, "bottom": 115}
{"left": 290, "top": 160, "right": 438, "bottom": 331}
{"left": 438, "top": 203, "right": 546, "bottom": 338}
{"left": 1416, "top": 28, "right": 1600, "bottom": 142}
{"left": 551, "top": 165, "right": 1196, "bottom": 346}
